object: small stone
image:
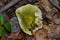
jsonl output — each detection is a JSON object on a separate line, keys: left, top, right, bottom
{"left": 9, "top": 17, "right": 20, "bottom": 32}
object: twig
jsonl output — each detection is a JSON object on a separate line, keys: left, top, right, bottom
{"left": 0, "top": 0, "right": 21, "bottom": 13}
{"left": 49, "top": 0, "right": 60, "bottom": 11}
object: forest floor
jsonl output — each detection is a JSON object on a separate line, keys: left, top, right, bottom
{"left": 0, "top": 0, "right": 60, "bottom": 40}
